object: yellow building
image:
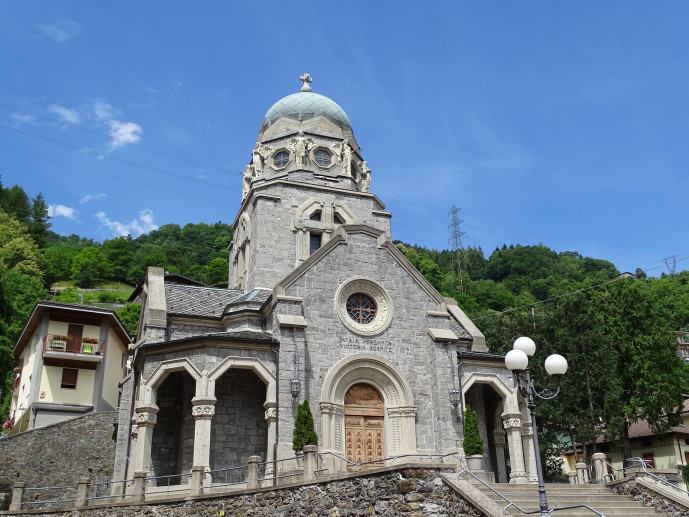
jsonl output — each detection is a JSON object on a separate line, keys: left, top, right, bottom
{"left": 6, "top": 301, "right": 131, "bottom": 436}
{"left": 564, "top": 399, "right": 689, "bottom": 478}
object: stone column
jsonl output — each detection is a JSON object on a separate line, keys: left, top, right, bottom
{"left": 319, "top": 402, "right": 345, "bottom": 472}
{"left": 502, "top": 413, "right": 527, "bottom": 483}
{"left": 9, "top": 482, "right": 25, "bottom": 512}
{"left": 493, "top": 430, "right": 507, "bottom": 483}
{"left": 132, "top": 405, "right": 159, "bottom": 473}
{"left": 592, "top": 452, "right": 607, "bottom": 483}
{"left": 264, "top": 402, "right": 277, "bottom": 481}
{"left": 521, "top": 421, "right": 538, "bottom": 483}
{"left": 190, "top": 466, "right": 205, "bottom": 497}
{"left": 247, "top": 456, "right": 262, "bottom": 490}
{"left": 133, "top": 471, "right": 148, "bottom": 504}
{"left": 191, "top": 397, "right": 216, "bottom": 470}
{"left": 576, "top": 462, "right": 589, "bottom": 483}
{"left": 75, "top": 477, "right": 90, "bottom": 508}
{"left": 303, "top": 445, "right": 318, "bottom": 481}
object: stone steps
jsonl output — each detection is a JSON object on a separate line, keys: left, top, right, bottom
{"left": 473, "top": 482, "right": 664, "bottom": 516}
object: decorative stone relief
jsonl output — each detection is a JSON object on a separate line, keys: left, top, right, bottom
{"left": 503, "top": 417, "right": 521, "bottom": 431}
{"left": 289, "top": 131, "right": 314, "bottom": 168}
{"left": 335, "top": 278, "right": 393, "bottom": 336}
{"left": 135, "top": 406, "right": 159, "bottom": 427}
{"left": 359, "top": 161, "right": 371, "bottom": 192}
{"left": 264, "top": 407, "right": 277, "bottom": 422}
{"left": 251, "top": 143, "right": 272, "bottom": 177}
{"left": 192, "top": 405, "right": 215, "bottom": 419}
{"left": 334, "top": 139, "right": 353, "bottom": 177}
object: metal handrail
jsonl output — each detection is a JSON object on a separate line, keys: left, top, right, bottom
{"left": 207, "top": 463, "right": 250, "bottom": 487}
{"left": 143, "top": 471, "right": 192, "bottom": 494}
{"left": 626, "top": 456, "right": 689, "bottom": 498}
{"left": 314, "top": 450, "right": 462, "bottom": 472}
{"left": 456, "top": 459, "right": 607, "bottom": 517}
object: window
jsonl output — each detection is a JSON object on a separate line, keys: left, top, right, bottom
{"left": 309, "top": 233, "right": 321, "bottom": 255}
{"left": 642, "top": 453, "right": 655, "bottom": 469}
{"left": 61, "top": 368, "right": 78, "bottom": 389}
{"left": 334, "top": 214, "right": 344, "bottom": 225}
{"left": 310, "top": 211, "right": 322, "bottom": 222}
{"left": 314, "top": 149, "right": 331, "bottom": 166}
{"left": 346, "top": 293, "right": 377, "bottom": 324}
{"left": 274, "top": 151, "right": 289, "bottom": 168}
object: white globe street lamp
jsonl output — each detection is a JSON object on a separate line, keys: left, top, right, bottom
{"left": 505, "top": 337, "right": 568, "bottom": 517}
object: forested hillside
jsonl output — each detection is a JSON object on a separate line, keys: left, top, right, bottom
{"left": 2, "top": 177, "right": 688, "bottom": 464}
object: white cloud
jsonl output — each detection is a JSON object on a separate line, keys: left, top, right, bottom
{"left": 79, "top": 193, "right": 107, "bottom": 204}
{"left": 91, "top": 100, "right": 116, "bottom": 121}
{"left": 49, "top": 104, "right": 80, "bottom": 124}
{"left": 38, "top": 20, "right": 81, "bottom": 42}
{"left": 96, "top": 209, "right": 157, "bottom": 237}
{"left": 47, "top": 205, "right": 77, "bottom": 220}
{"left": 10, "top": 113, "right": 38, "bottom": 126}
{"left": 108, "top": 120, "right": 142, "bottom": 150}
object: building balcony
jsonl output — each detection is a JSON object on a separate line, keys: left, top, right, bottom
{"left": 42, "top": 334, "right": 105, "bottom": 366}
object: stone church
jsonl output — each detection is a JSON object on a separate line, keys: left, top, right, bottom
{"left": 113, "top": 75, "right": 537, "bottom": 487}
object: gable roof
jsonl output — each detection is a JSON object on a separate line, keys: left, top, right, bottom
{"left": 13, "top": 301, "right": 132, "bottom": 358}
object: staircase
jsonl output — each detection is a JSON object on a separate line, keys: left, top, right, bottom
{"left": 473, "top": 482, "right": 663, "bottom": 516}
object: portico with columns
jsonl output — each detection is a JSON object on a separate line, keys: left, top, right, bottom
{"left": 114, "top": 75, "right": 538, "bottom": 491}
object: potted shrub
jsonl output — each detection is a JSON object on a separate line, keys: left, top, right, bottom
{"left": 293, "top": 400, "right": 318, "bottom": 464}
{"left": 462, "top": 406, "right": 484, "bottom": 471}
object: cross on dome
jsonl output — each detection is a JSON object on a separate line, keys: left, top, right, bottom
{"left": 299, "top": 73, "right": 313, "bottom": 92}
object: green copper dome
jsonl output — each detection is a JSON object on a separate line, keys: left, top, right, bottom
{"left": 260, "top": 92, "right": 352, "bottom": 132}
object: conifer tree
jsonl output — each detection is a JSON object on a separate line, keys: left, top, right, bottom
{"left": 293, "top": 400, "right": 318, "bottom": 451}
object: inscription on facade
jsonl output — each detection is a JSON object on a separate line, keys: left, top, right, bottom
{"left": 340, "top": 336, "right": 393, "bottom": 353}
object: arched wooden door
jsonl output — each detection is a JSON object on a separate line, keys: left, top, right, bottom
{"left": 344, "top": 383, "right": 385, "bottom": 471}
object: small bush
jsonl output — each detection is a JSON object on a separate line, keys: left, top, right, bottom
{"left": 462, "top": 406, "right": 484, "bottom": 456}
{"left": 293, "top": 400, "right": 318, "bottom": 451}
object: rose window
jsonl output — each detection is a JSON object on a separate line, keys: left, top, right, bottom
{"left": 346, "top": 293, "right": 377, "bottom": 324}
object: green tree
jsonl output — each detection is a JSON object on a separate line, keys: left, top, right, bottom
{"left": 293, "top": 400, "right": 318, "bottom": 451}
{"left": 205, "top": 257, "right": 229, "bottom": 287}
{"left": 102, "top": 236, "right": 134, "bottom": 283}
{"left": 462, "top": 406, "right": 484, "bottom": 455}
{"left": 71, "top": 247, "right": 111, "bottom": 287}
{"left": 0, "top": 267, "right": 46, "bottom": 424}
{"left": 117, "top": 303, "right": 141, "bottom": 338}
{"left": 0, "top": 211, "right": 44, "bottom": 279}
{"left": 29, "top": 193, "right": 51, "bottom": 248}
{"left": 43, "top": 246, "right": 78, "bottom": 286}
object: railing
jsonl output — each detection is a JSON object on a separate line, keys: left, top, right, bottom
{"left": 456, "top": 458, "right": 607, "bottom": 517}
{"left": 208, "top": 464, "right": 250, "bottom": 488}
{"left": 21, "top": 483, "right": 79, "bottom": 511}
{"left": 9, "top": 449, "right": 462, "bottom": 512}
{"left": 43, "top": 334, "right": 105, "bottom": 355}
{"left": 625, "top": 456, "right": 689, "bottom": 498}
{"left": 144, "top": 471, "right": 192, "bottom": 495}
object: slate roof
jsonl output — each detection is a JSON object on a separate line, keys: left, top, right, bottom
{"left": 164, "top": 284, "right": 272, "bottom": 318}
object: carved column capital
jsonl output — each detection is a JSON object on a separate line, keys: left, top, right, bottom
{"left": 192, "top": 405, "right": 215, "bottom": 419}
{"left": 265, "top": 407, "right": 277, "bottom": 422}
{"left": 135, "top": 405, "right": 159, "bottom": 427}
{"left": 502, "top": 412, "right": 522, "bottom": 431}
{"left": 320, "top": 402, "right": 344, "bottom": 416}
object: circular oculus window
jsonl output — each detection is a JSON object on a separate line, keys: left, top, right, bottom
{"left": 336, "top": 279, "right": 393, "bottom": 336}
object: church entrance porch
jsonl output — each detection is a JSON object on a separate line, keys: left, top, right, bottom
{"left": 344, "top": 383, "right": 385, "bottom": 471}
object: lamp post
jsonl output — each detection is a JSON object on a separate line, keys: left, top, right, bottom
{"left": 505, "top": 337, "right": 568, "bottom": 517}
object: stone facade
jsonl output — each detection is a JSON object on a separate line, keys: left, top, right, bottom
{"left": 115, "top": 77, "right": 531, "bottom": 495}
{"left": 0, "top": 411, "right": 116, "bottom": 509}
{"left": 7, "top": 467, "right": 486, "bottom": 517}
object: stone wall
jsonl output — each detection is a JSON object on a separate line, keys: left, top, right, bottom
{"left": 0, "top": 411, "right": 116, "bottom": 509}
{"left": 5, "top": 467, "right": 486, "bottom": 517}
{"left": 609, "top": 473, "right": 689, "bottom": 517}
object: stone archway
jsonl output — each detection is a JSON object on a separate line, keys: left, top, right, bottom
{"left": 320, "top": 354, "right": 416, "bottom": 472}
{"left": 461, "top": 372, "right": 527, "bottom": 483}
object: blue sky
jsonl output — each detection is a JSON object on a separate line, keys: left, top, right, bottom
{"left": 2, "top": 2, "right": 688, "bottom": 276}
